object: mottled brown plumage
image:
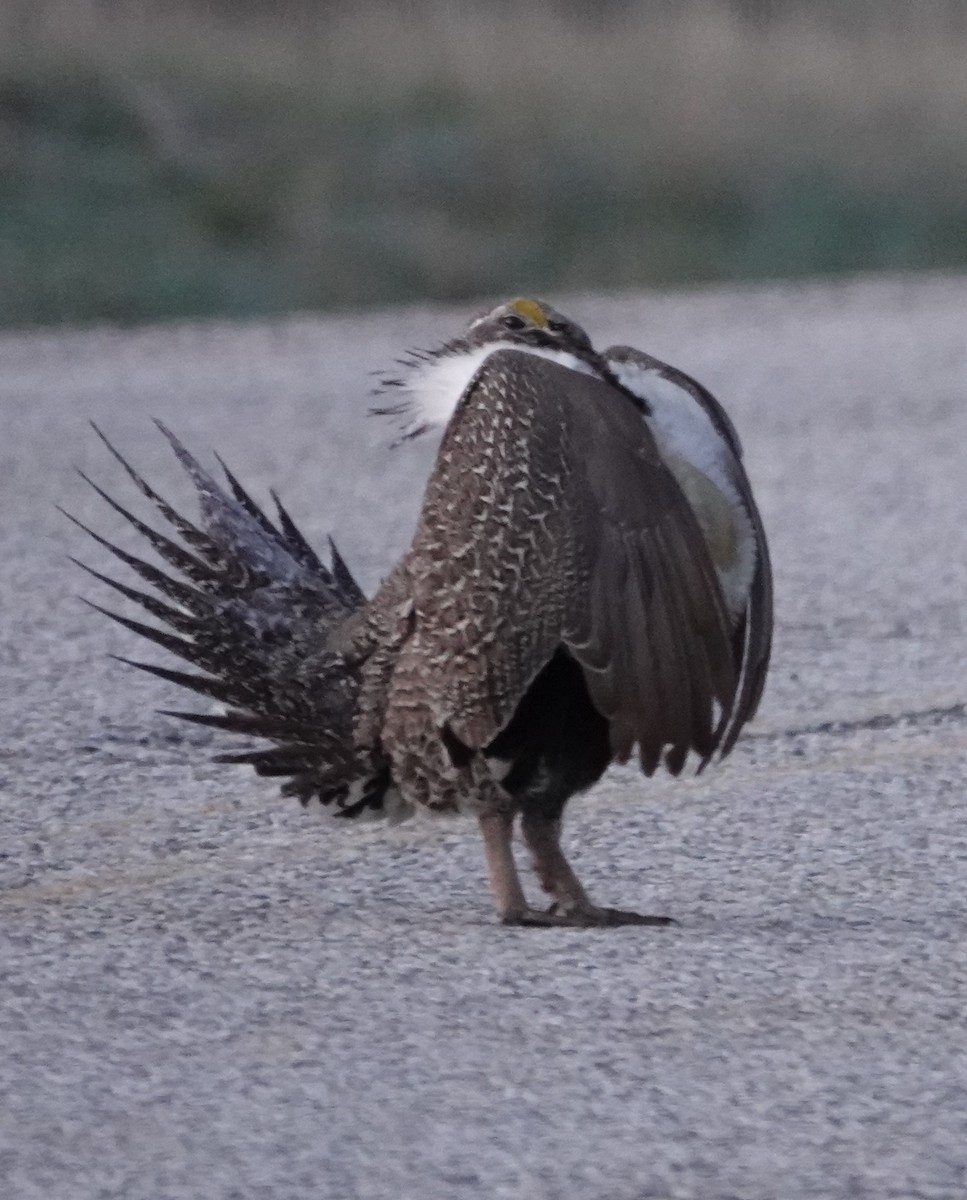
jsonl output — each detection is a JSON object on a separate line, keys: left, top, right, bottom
{"left": 369, "top": 351, "right": 735, "bottom": 782}
{"left": 73, "top": 298, "right": 771, "bottom": 927}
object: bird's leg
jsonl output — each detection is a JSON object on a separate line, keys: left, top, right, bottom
{"left": 521, "top": 814, "right": 594, "bottom": 907}
{"left": 477, "top": 809, "right": 583, "bottom": 927}
{"left": 519, "top": 811, "right": 675, "bottom": 928}
{"left": 477, "top": 803, "right": 675, "bottom": 928}
{"left": 478, "top": 809, "right": 529, "bottom": 919}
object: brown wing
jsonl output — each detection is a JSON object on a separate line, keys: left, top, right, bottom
{"left": 604, "top": 345, "right": 773, "bottom": 760}
{"left": 396, "top": 348, "right": 737, "bottom": 775}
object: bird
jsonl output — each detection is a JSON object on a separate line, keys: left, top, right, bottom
{"left": 70, "top": 297, "right": 772, "bottom": 927}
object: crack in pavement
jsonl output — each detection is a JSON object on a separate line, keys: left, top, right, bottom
{"left": 750, "top": 701, "right": 967, "bottom": 744}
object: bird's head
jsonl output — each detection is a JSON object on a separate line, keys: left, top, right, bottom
{"left": 372, "top": 297, "right": 601, "bottom": 442}
{"left": 464, "top": 297, "right": 595, "bottom": 358}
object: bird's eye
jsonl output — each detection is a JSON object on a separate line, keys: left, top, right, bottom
{"left": 500, "top": 314, "right": 527, "bottom": 331}
{"left": 546, "top": 320, "right": 567, "bottom": 334}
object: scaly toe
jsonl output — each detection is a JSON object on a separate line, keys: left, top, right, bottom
{"left": 501, "top": 905, "right": 676, "bottom": 928}
{"left": 599, "top": 907, "right": 677, "bottom": 927}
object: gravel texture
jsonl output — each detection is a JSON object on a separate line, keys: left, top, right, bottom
{"left": 2, "top": 274, "right": 966, "bottom": 1200}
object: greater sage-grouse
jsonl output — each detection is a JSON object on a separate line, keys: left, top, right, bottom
{"left": 72, "top": 298, "right": 772, "bottom": 927}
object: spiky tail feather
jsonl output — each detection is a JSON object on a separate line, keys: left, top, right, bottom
{"left": 69, "top": 423, "right": 389, "bottom": 815}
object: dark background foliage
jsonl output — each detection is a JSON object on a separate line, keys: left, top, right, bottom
{"left": 2, "top": 0, "right": 967, "bottom": 327}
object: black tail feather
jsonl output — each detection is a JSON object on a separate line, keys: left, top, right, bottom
{"left": 74, "top": 472, "right": 215, "bottom": 586}
{"left": 90, "top": 423, "right": 225, "bottom": 564}
{"left": 214, "top": 453, "right": 282, "bottom": 542}
{"left": 71, "top": 558, "right": 200, "bottom": 635}
{"left": 83, "top": 600, "right": 202, "bottom": 664}
{"left": 62, "top": 508, "right": 214, "bottom": 614}
{"left": 215, "top": 747, "right": 318, "bottom": 771}
{"left": 328, "top": 535, "right": 367, "bottom": 606}
{"left": 271, "top": 488, "right": 324, "bottom": 572}
{"left": 160, "top": 709, "right": 327, "bottom": 743}
{"left": 112, "top": 655, "right": 264, "bottom": 710}
{"left": 75, "top": 425, "right": 394, "bottom": 817}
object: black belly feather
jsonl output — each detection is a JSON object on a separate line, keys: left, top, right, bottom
{"left": 487, "top": 647, "right": 611, "bottom": 822}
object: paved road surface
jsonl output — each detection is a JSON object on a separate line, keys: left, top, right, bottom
{"left": 2, "top": 275, "right": 966, "bottom": 1199}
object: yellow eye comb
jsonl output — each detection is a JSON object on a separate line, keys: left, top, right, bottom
{"left": 508, "top": 298, "right": 548, "bottom": 328}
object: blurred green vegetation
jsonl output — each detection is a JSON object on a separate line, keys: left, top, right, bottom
{"left": 2, "top": 0, "right": 967, "bottom": 327}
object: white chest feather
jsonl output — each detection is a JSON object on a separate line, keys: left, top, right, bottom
{"left": 609, "top": 361, "right": 757, "bottom": 619}
{"left": 402, "top": 343, "right": 599, "bottom": 433}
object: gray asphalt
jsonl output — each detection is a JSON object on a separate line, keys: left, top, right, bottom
{"left": 2, "top": 274, "right": 966, "bottom": 1200}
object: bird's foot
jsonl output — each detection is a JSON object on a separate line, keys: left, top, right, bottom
{"left": 590, "top": 906, "right": 676, "bottom": 927}
{"left": 500, "top": 904, "right": 676, "bottom": 928}
{"left": 499, "top": 907, "right": 580, "bottom": 928}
